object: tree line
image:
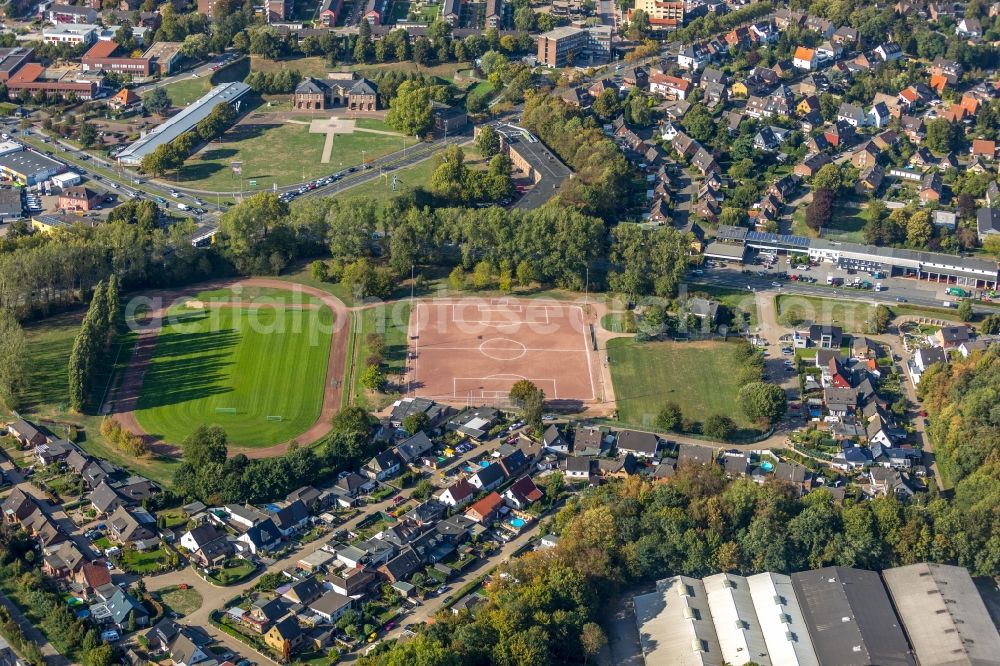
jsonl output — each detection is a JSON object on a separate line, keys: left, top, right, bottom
{"left": 67, "top": 276, "right": 120, "bottom": 412}
{"left": 171, "top": 411, "right": 379, "bottom": 505}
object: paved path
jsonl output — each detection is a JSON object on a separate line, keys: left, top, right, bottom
{"left": 0, "top": 590, "right": 70, "bottom": 666}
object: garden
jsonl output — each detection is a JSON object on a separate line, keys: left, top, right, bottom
{"left": 204, "top": 558, "right": 258, "bottom": 585}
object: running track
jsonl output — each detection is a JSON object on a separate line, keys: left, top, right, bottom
{"left": 106, "top": 278, "right": 350, "bottom": 459}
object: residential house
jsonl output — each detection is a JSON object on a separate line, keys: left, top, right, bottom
{"left": 900, "top": 115, "right": 925, "bottom": 143}
{"left": 264, "top": 617, "right": 304, "bottom": 659}
{"left": 503, "top": 476, "right": 543, "bottom": 510}
{"left": 329, "top": 566, "right": 377, "bottom": 597}
{"left": 42, "top": 539, "right": 87, "bottom": 578}
{"left": 236, "top": 518, "right": 282, "bottom": 555}
{"left": 793, "top": 46, "right": 817, "bottom": 70}
{"left": 309, "top": 591, "right": 353, "bottom": 623}
{"left": 286, "top": 486, "right": 322, "bottom": 512}
{"left": 180, "top": 524, "right": 232, "bottom": 566}
{"left": 438, "top": 479, "right": 476, "bottom": 507}
{"left": 363, "top": 450, "right": 401, "bottom": 481}
{"left": 91, "top": 587, "right": 149, "bottom": 630}
{"left": 465, "top": 492, "right": 504, "bottom": 524}
{"left": 856, "top": 164, "right": 884, "bottom": 195}
{"left": 242, "top": 597, "right": 287, "bottom": 633}
{"left": 956, "top": 17, "right": 983, "bottom": 39}
{"left": 282, "top": 577, "right": 324, "bottom": 606}
{"left": 649, "top": 73, "right": 690, "bottom": 100}
{"left": 334, "top": 472, "right": 370, "bottom": 497}
{"left": 837, "top": 102, "right": 867, "bottom": 127}
{"left": 868, "top": 102, "right": 892, "bottom": 128}
{"left": 7, "top": 419, "right": 46, "bottom": 447}
{"left": 874, "top": 42, "right": 903, "bottom": 61}
{"left": 107, "top": 506, "right": 155, "bottom": 545}
{"left": 692, "top": 147, "right": 720, "bottom": 176}
{"left": 795, "top": 152, "right": 832, "bottom": 178}
{"left": 809, "top": 324, "right": 843, "bottom": 348}
{"left": 378, "top": 545, "right": 422, "bottom": 583}
{"left": 267, "top": 500, "right": 309, "bottom": 537}
{"left": 832, "top": 442, "right": 873, "bottom": 470}
{"left": 542, "top": 424, "right": 570, "bottom": 453}
{"left": 823, "top": 120, "right": 855, "bottom": 148}
{"left": 933, "top": 325, "right": 971, "bottom": 349}
{"left": 868, "top": 467, "right": 915, "bottom": 499}
{"left": 773, "top": 462, "right": 811, "bottom": 495}
{"left": 394, "top": 432, "right": 434, "bottom": 465}
{"left": 468, "top": 462, "right": 506, "bottom": 492}
{"left": 851, "top": 141, "right": 881, "bottom": 169}
{"left": 90, "top": 481, "right": 123, "bottom": 517}
{"left": 616, "top": 429, "right": 659, "bottom": 458}
{"left": 971, "top": 139, "right": 996, "bottom": 160}
{"left": 573, "top": 427, "right": 609, "bottom": 457}
{"left": 564, "top": 456, "right": 594, "bottom": 481}
{"left": 678, "top": 443, "right": 716, "bottom": 467}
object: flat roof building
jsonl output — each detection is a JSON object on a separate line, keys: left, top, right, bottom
{"left": 0, "top": 47, "right": 32, "bottom": 82}
{"left": 746, "top": 572, "right": 819, "bottom": 666}
{"left": 634, "top": 575, "right": 724, "bottom": 665}
{"left": 790, "top": 566, "right": 915, "bottom": 666}
{"left": 0, "top": 149, "right": 65, "bottom": 186}
{"left": 709, "top": 224, "right": 998, "bottom": 288}
{"left": 117, "top": 82, "right": 251, "bottom": 166}
{"left": 882, "top": 563, "right": 1000, "bottom": 666}
{"left": 536, "top": 25, "right": 611, "bottom": 67}
{"left": 42, "top": 24, "right": 98, "bottom": 45}
{"left": 703, "top": 573, "right": 771, "bottom": 665}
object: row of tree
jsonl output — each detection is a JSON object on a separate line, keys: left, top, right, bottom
{"left": 67, "top": 276, "right": 120, "bottom": 411}
{"left": 172, "top": 412, "right": 379, "bottom": 504}
{"left": 140, "top": 102, "right": 237, "bottom": 176}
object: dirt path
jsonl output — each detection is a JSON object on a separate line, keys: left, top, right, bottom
{"left": 108, "top": 278, "right": 350, "bottom": 459}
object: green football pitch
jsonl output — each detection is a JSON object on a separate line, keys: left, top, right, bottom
{"left": 134, "top": 302, "right": 333, "bottom": 447}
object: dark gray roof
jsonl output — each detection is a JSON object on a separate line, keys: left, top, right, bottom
{"left": 473, "top": 462, "right": 506, "bottom": 487}
{"left": 791, "top": 566, "right": 915, "bottom": 666}
{"left": 616, "top": 429, "right": 658, "bottom": 455}
{"left": 678, "top": 443, "right": 715, "bottom": 466}
{"left": 269, "top": 500, "right": 309, "bottom": 531}
{"left": 396, "top": 431, "right": 434, "bottom": 462}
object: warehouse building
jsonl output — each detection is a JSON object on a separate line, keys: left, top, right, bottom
{"left": 0, "top": 149, "right": 65, "bottom": 186}
{"left": 705, "top": 225, "right": 998, "bottom": 289}
{"left": 116, "top": 82, "right": 251, "bottom": 166}
{"left": 790, "top": 566, "right": 914, "bottom": 666}
{"left": 882, "top": 563, "right": 1000, "bottom": 666}
{"left": 634, "top": 564, "right": 1000, "bottom": 666}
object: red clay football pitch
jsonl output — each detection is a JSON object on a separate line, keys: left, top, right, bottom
{"left": 406, "top": 298, "right": 599, "bottom": 405}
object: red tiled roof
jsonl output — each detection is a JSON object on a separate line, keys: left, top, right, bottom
{"left": 83, "top": 40, "right": 119, "bottom": 59}
{"left": 467, "top": 491, "right": 503, "bottom": 519}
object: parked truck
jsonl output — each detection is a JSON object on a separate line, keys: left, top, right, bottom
{"left": 945, "top": 287, "right": 969, "bottom": 298}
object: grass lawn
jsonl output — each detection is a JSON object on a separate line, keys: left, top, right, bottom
{"left": 340, "top": 147, "right": 484, "bottom": 202}
{"left": 607, "top": 338, "right": 761, "bottom": 436}
{"left": 159, "top": 509, "right": 190, "bottom": 529}
{"left": 467, "top": 80, "right": 494, "bottom": 105}
{"left": 134, "top": 295, "right": 334, "bottom": 447}
{"left": 207, "top": 559, "right": 257, "bottom": 585}
{"left": 93, "top": 536, "right": 112, "bottom": 550}
{"left": 16, "top": 310, "right": 180, "bottom": 485}
{"left": 825, "top": 205, "right": 868, "bottom": 243}
{"left": 161, "top": 76, "right": 214, "bottom": 107}
{"left": 123, "top": 547, "right": 169, "bottom": 573}
{"left": 776, "top": 294, "right": 963, "bottom": 333}
{"left": 194, "top": 286, "right": 322, "bottom": 306}
{"left": 176, "top": 119, "right": 405, "bottom": 192}
{"left": 161, "top": 59, "right": 249, "bottom": 107}
{"left": 686, "top": 284, "right": 759, "bottom": 327}
{"left": 601, "top": 312, "right": 636, "bottom": 333}
{"left": 158, "top": 586, "right": 204, "bottom": 616}
{"left": 776, "top": 293, "right": 877, "bottom": 333}
{"left": 350, "top": 303, "right": 411, "bottom": 410}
